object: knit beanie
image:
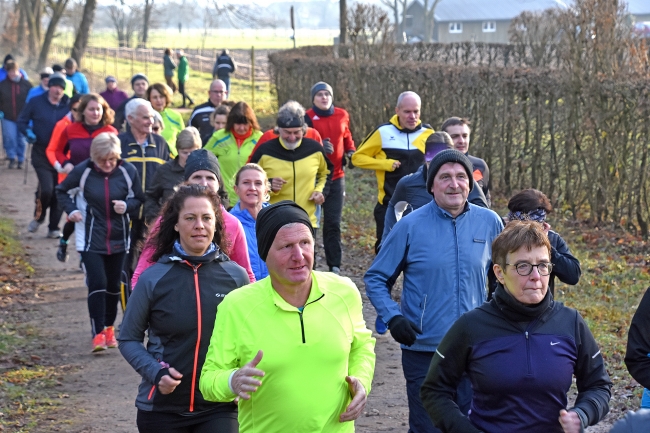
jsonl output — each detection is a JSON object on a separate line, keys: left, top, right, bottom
{"left": 131, "top": 73, "right": 149, "bottom": 87}
{"left": 3, "top": 54, "right": 14, "bottom": 65}
{"left": 256, "top": 201, "right": 314, "bottom": 261}
{"left": 184, "top": 149, "right": 221, "bottom": 181}
{"left": 426, "top": 149, "right": 474, "bottom": 196}
{"left": 310, "top": 82, "right": 333, "bottom": 103}
{"left": 48, "top": 73, "right": 67, "bottom": 89}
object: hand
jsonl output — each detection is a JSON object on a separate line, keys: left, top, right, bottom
{"left": 388, "top": 315, "right": 422, "bottom": 346}
{"left": 112, "top": 200, "right": 127, "bottom": 214}
{"left": 559, "top": 409, "right": 582, "bottom": 433}
{"left": 68, "top": 211, "right": 83, "bottom": 222}
{"left": 309, "top": 191, "right": 325, "bottom": 205}
{"left": 0, "top": 111, "right": 4, "bottom": 120}
{"left": 340, "top": 376, "right": 367, "bottom": 422}
{"left": 322, "top": 138, "right": 334, "bottom": 154}
{"left": 63, "top": 163, "right": 74, "bottom": 174}
{"left": 231, "top": 350, "right": 265, "bottom": 400}
{"left": 391, "top": 160, "right": 401, "bottom": 170}
{"left": 26, "top": 129, "right": 37, "bottom": 144}
{"left": 158, "top": 367, "right": 183, "bottom": 395}
{"left": 270, "top": 177, "right": 287, "bottom": 193}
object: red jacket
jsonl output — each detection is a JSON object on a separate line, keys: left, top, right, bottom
{"left": 54, "top": 122, "right": 118, "bottom": 167}
{"left": 306, "top": 107, "right": 355, "bottom": 180}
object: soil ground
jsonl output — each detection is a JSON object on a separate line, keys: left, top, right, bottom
{"left": 0, "top": 162, "right": 619, "bottom": 432}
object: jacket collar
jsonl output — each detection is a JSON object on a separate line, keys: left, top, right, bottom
{"left": 431, "top": 199, "right": 470, "bottom": 219}
{"left": 271, "top": 272, "right": 325, "bottom": 312}
{"left": 389, "top": 114, "right": 422, "bottom": 133}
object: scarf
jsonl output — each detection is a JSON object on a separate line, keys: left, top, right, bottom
{"left": 232, "top": 128, "right": 253, "bottom": 147}
{"left": 492, "top": 283, "right": 552, "bottom": 322}
{"left": 507, "top": 208, "right": 547, "bottom": 223}
{"left": 173, "top": 240, "right": 216, "bottom": 258}
{"left": 312, "top": 104, "right": 335, "bottom": 117}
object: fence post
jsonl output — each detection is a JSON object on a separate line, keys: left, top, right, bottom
{"left": 251, "top": 46, "right": 255, "bottom": 110}
{"left": 145, "top": 49, "right": 149, "bottom": 76}
{"left": 115, "top": 47, "right": 119, "bottom": 80}
{"left": 131, "top": 49, "right": 135, "bottom": 77}
{"left": 104, "top": 47, "right": 107, "bottom": 78}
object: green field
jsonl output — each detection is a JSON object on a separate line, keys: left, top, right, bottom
{"left": 54, "top": 28, "right": 338, "bottom": 50}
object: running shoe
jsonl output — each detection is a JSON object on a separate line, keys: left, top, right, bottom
{"left": 375, "top": 316, "right": 388, "bottom": 335}
{"left": 92, "top": 333, "right": 107, "bottom": 352}
{"left": 103, "top": 326, "right": 117, "bottom": 349}
{"left": 56, "top": 240, "right": 69, "bottom": 262}
{"left": 47, "top": 229, "right": 62, "bottom": 238}
{"left": 27, "top": 220, "right": 42, "bottom": 233}
{"left": 330, "top": 266, "right": 341, "bottom": 275}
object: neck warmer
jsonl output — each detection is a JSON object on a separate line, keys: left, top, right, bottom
{"left": 83, "top": 123, "right": 104, "bottom": 134}
{"left": 312, "top": 104, "right": 334, "bottom": 117}
{"left": 492, "top": 283, "right": 552, "bottom": 322}
{"left": 173, "top": 240, "right": 216, "bottom": 258}
{"left": 232, "top": 127, "right": 253, "bottom": 146}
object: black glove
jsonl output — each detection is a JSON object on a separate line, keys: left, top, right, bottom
{"left": 323, "top": 138, "right": 334, "bottom": 154}
{"left": 346, "top": 151, "right": 355, "bottom": 169}
{"left": 388, "top": 315, "right": 422, "bottom": 346}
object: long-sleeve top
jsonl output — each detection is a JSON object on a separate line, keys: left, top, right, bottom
{"left": 143, "top": 158, "right": 184, "bottom": 223}
{"left": 55, "top": 159, "right": 145, "bottom": 254}
{"left": 625, "top": 287, "right": 650, "bottom": 389}
{"left": 199, "top": 271, "right": 376, "bottom": 433}
{"left": 212, "top": 54, "right": 235, "bottom": 79}
{"left": 46, "top": 112, "right": 74, "bottom": 182}
{"left": 52, "top": 122, "right": 118, "bottom": 168}
{"left": 119, "top": 247, "right": 248, "bottom": 413}
{"left": 17, "top": 92, "right": 70, "bottom": 155}
{"left": 0, "top": 77, "right": 32, "bottom": 121}
{"left": 306, "top": 106, "right": 355, "bottom": 181}
{"left": 420, "top": 288, "right": 612, "bottom": 433}
{"left": 66, "top": 71, "right": 90, "bottom": 95}
{"left": 100, "top": 88, "right": 129, "bottom": 112}
{"left": 131, "top": 208, "right": 255, "bottom": 288}
{"left": 25, "top": 85, "right": 46, "bottom": 103}
{"left": 163, "top": 54, "right": 177, "bottom": 77}
{"left": 159, "top": 108, "right": 184, "bottom": 157}
{"left": 229, "top": 202, "right": 269, "bottom": 281}
{"left": 178, "top": 56, "right": 189, "bottom": 83}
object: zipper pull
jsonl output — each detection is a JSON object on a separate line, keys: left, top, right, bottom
{"left": 525, "top": 331, "right": 529, "bottom": 339}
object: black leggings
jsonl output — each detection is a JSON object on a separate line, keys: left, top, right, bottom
{"left": 62, "top": 220, "right": 75, "bottom": 242}
{"left": 137, "top": 410, "right": 238, "bottom": 433}
{"left": 80, "top": 251, "right": 125, "bottom": 336}
{"left": 33, "top": 159, "right": 63, "bottom": 231}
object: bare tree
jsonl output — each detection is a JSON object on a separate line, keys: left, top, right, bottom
{"left": 108, "top": 0, "right": 141, "bottom": 48}
{"left": 70, "top": 0, "right": 97, "bottom": 67}
{"left": 139, "top": 0, "right": 154, "bottom": 48}
{"left": 19, "top": 0, "right": 42, "bottom": 56}
{"left": 422, "top": 0, "right": 442, "bottom": 42}
{"left": 211, "top": 0, "right": 265, "bottom": 29}
{"left": 379, "top": 0, "right": 406, "bottom": 43}
{"left": 37, "top": 0, "right": 70, "bottom": 69}
{"left": 347, "top": 3, "right": 394, "bottom": 59}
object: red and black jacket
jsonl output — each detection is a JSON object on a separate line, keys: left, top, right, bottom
{"left": 0, "top": 77, "right": 32, "bottom": 121}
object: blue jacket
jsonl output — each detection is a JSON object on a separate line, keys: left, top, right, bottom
{"left": 365, "top": 200, "right": 503, "bottom": 352}
{"left": 17, "top": 92, "right": 70, "bottom": 152}
{"left": 0, "top": 67, "right": 28, "bottom": 82}
{"left": 229, "top": 202, "right": 269, "bottom": 281}
{"left": 382, "top": 164, "right": 488, "bottom": 243}
{"left": 66, "top": 71, "right": 89, "bottom": 94}
{"left": 25, "top": 85, "right": 47, "bottom": 103}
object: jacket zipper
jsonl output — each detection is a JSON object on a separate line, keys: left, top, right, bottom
{"left": 104, "top": 175, "right": 112, "bottom": 254}
{"left": 184, "top": 261, "right": 203, "bottom": 412}
{"left": 296, "top": 294, "right": 325, "bottom": 343}
{"left": 452, "top": 218, "right": 460, "bottom": 314}
{"left": 525, "top": 331, "right": 531, "bottom": 375}
{"left": 292, "top": 160, "right": 296, "bottom": 202}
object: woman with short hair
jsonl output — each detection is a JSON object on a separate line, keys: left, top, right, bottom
{"left": 120, "top": 184, "right": 247, "bottom": 433}
{"left": 421, "top": 220, "right": 611, "bottom": 433}
{"left": 204, "top": 102, "right": 262, "bottom": 207}
{"left": 55, "top": 132, "right": 144, "bottom": 352}
{"left": 147, "top": 82, "right": 184, "bottom": 157}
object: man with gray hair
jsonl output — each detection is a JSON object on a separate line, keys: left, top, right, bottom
{"left": 119, "top": 98, "right": 169, "bottom": 290}
{"left": 249, "top": 101, "right": 331, "bottom": 232}
{"left": 351, "top": 91, "right": 434, "bottom": 253}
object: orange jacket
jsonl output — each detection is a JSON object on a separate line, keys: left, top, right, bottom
{"left": 46, "top": 113, "right": 74, "bottom": 183}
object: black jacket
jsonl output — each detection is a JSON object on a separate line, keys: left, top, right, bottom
{"left": 548, "top": 230, "right": 581, "bottom": 296}
{"left": 0, "top": 77, "right": 32, "bottom": 121}
{"left": 213, "top": 54, "right": 235, "bottom": 79}
{"left": 421, "top": 287, "right": 611, "bottom": 433}
{"left": 189, "top": 101, "right": 216, "bottom": 145}
{"left": 119, "top": 248, "right": 249, "bottom": 414}
{"left": 144, "top": 158, "right": 184, "bottom": 223}
{"left": 55, "top": 159, "right": 144, "bottom": 255}
{"left": 625, "top": 287, "right": 650, "bottom": 389}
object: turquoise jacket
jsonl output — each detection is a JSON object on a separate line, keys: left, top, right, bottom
{"left": 229, "top": 202, "right": 269, "bottom": 281}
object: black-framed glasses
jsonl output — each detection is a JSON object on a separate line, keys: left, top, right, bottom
{"left": 506, "top": 262, "right": 553, "bottom": 276}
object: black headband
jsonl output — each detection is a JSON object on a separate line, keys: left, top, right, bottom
{"left": 277, "top": 116, "right": 304, "bottom": 128}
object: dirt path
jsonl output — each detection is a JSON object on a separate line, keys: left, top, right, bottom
{"left": 0, "top": 164, "right": 411, "bottom": 432}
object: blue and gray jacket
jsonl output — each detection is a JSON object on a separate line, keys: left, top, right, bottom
{"left": 229, "top": 202, "right": 269, "bottom": 281}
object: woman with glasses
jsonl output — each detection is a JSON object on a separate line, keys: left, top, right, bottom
{"left": 504, "top": 189, "right": 581, "bottom": 297}
{"left": 47, "top": 93, "right": 117, "bottom": 262}
{"left": 421, "top": 221, "right": 611, "bottom": 433}
{"left": 147, "top": 82, "right": 184, "bottom": 157}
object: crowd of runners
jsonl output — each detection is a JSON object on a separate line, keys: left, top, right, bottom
{"left": 1, "top": 51, "right": 649, "bottom": 433}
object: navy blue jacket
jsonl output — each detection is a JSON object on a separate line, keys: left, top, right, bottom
{"left": 55, "top": 159, "right": 144, "bottom": 255}
{"left": 17, "top": 92, "right": 70, "bottom": 152}
{"left": 421, "top": 288, "right": 611, "bottom": 433}
{"left": 382, "top": 164, "right": 488, "bottom": 243}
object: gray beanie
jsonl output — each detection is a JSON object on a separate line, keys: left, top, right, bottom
{"left": 48, "top": 73, "right": 67, "bottom": 89}
{"left": 131, "top": 73, "right": 149, "bottom": 87}
{"left": 310, "top": 81, "right": 333, "bottom": 103}
{"left": 426, "top": 149, "right": 474, "bottom": 196}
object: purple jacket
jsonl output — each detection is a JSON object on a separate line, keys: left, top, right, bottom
{"left": 100, "top": 88, "right": 129, "bottom": 112}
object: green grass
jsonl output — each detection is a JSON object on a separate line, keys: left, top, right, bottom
{"left": 53, "top": 28, "right": 338, "bottom": 50}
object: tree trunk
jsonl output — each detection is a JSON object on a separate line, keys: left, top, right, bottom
{"left": 71, "top": 0, "right": 97, "bottom": 67}
{"left": 339, "top": 0, "right": 346, "bottom": 44}
{"left": 20, "top": 0, "right": 40, "bottom": 57}
{"left": 140, "top": 0, "right": 153, "bottom": 47}
{"left": 38, "top": 0, "right": 70, "bottom": 70}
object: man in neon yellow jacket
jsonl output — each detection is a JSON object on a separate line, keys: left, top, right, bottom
{"left": 200, "top": 201, "right": 376, "bottom": 432}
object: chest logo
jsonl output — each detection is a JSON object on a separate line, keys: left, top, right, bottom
{"left": 215, "top": 293, "right": 226, "bottom": 298}
{"left": 550, "top": 341, "right": 560, "bottom": 346}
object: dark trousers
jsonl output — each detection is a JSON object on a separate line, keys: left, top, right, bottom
{"left": 137, "top": 409, "right": 238, "bottom": 433}
{"left": 80, "top": 251, "right": 126, "bottom": 336}
{"left": 220, "top": 76, "right": 231, "bottom": 94}
{"left": 373, "top": 201, "right": 388, "bottom": 254}
{"left": 178, "top": 81, "right": 193, "bottom": 107}
{"left": 164, "top": 75, "right": 177, "bottom": 93}
{"left": 32, "top": 154, "right": 62, "bottom": 231}
{"left": 62, "top": 220, "right": 75, "bottom": 242}
{"left": 323, "top": 177, "right": 344, "bottom": 269}
{"left": 402, "top": 349, "right": 472, "bottom": 433}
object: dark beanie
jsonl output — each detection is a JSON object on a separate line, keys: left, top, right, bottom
{"left": 131, "top": 73, "right": 149, "bottom": 87}
{"left": 256, "top": 201, "right": 314, "bottom": 261}
{"left": 48, "top": 73, "right": 67, "bottom": 89}
{"left": 3, "top": 54, "right": 14, "bottom": 64}
{"left": 310, "top": 81, "right": 333, "bottom": 102}
{"left": 426, "top": 149, "right": 474, "bottom": 196}
{"left": 184, "top": 149, "right": 221, "bottom": 180}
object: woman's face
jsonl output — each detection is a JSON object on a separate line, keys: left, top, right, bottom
{"left": 233, "top": 122, "right": 250, "bottom": 135}
{"left": 175, "top": 196, "right": 216, "bottom": 256}
{"left": 149, "top": 88, "right": 167, "bottom": 112}
{"left": 234, "top": 169, "right": 267, "bottom": 208}
{"left": 494, "top": 245, "right": 550, "bottom": 305}
{"left": 95, "top": 153, "right": 119, "bottom": 173}
{"left": 213, "top": 114, "right": 227, "bottom": 131}
{"left": 177, "top": 147, "right": 197, "bottom": 168}
{"left": 84, "top": 100, "right": 103, "bottom": 126}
